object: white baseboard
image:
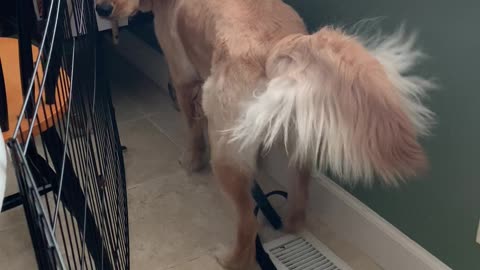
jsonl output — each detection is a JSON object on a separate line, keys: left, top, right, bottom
{"left": 108, "top": 30, "right": 451, "bottom": 270}
{"left": 262, "top": 146, "right": 451, "bottom": 270}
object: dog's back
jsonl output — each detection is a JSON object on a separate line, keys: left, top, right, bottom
{"left": 175, "top": 0, "right": 307, "bottom": 78}
{"left": 170, "top": 0, "right": 309, "bottom": 149}
{"left": 155, "top": 0, "right": 434, "bottom": 185}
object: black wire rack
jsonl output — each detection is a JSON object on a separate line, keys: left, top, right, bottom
{"left": 1, "top": 0, "right": 129, "bottom": 269}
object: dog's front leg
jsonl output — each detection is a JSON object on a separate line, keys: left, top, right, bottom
{"left": 173, "top": 81, "right": 208, "bottom": 173}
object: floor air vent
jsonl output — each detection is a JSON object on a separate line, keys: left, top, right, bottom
{"left": 264, "top": 231, "right": 353, "bottom": 270}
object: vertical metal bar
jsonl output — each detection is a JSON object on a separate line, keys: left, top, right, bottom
{"left": 42, "top": 127, "right": 114, "bottom": 270}
{"left": 0, "top": 59, "right": 8, "bottom": 131}
{"left": 8, "top": 0, "right": 130, "bottom": 269}
{"left": 7, "top": 139, "right": 49, "bottom": 269}
{"left": 16, "top": 0, "right": 35, "bottom": 119}
{"left": 44, "top": 0, "right": 66, "bottom": 105}
{"left": 97, "top": 33, "right": 131, "bottom": 268}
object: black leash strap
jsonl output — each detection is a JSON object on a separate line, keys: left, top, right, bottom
{"left": 255, "top": 235, "right": 277, "bottom": 270}
{"left": 252, "top": 181, "right": 288, "bottom": 270}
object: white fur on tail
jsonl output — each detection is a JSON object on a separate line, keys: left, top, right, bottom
{"left": 228, "top": 26, "right": 435, "bottom": 186}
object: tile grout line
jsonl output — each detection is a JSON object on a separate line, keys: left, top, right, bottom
{"left": 125, "top": 169, "right": 188, "bottom": 191}
{"left": 115, "top": 114, "right": 150, "bottom": 126}
{"left": 145, "top": 115, "right": 186, "bottom": 151}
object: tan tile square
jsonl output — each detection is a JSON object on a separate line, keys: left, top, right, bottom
{"left": 167, "top": 253, "right": 262, "bottom": 270}
{"left": 118, "top": 118, "right": 181, "bottom": 187}
{"left": 0, "top": 222, "right": 36, "bottom": 270}
{"left": 167, "top": 255, "right": 225, "bottom": 270}
{"left": 148, "top": 108, "right": 188, "bottom": 150}
{"left": 127, "top": 82, "right": 171, "bottom": 116}
{"left": 0, "top": 206, "right": 25, "bottom": 231}
{"left": 128, "top": 170, "right": 236, "bottom": 269}
{"left": 111, "top": 94, "right": 146, "bottom": 124}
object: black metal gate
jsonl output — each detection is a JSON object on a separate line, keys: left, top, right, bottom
{"left": 1, "top": 0, "right": 129, "bottom": 269}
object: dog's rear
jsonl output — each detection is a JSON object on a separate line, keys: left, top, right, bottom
{"left": 229, "top": 26, "right": 435, "bottom": 186}
{"left": 95, "top": 0, "right": 435, "bottom": 267}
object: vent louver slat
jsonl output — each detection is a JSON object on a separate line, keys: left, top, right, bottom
{"left": 264, "top": 232, "right": 354, "bottom": 270}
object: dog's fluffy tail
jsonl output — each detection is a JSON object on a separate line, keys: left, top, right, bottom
{"left": 228, "top": 26, "right": 435, "bottom": 186}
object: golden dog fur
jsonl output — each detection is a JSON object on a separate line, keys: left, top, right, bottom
{"left": 96, "top": 0, "right": 435, "bottom": 268}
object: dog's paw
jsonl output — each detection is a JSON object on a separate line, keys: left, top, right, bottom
{"left": 214, "top": 247, "right": 256, "bottom": 270}
{"left": 178, "top": 148, "right": 208, "bottom": 173}
{"left": 215, "top": 255, "right": 256, "bottom": 270}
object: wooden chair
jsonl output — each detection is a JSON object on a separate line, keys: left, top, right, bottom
{"left": 0, "top": 36, "right": 70, "bottom": 212}
{"left": 0, "top": 36, "right": 116, "bottom": 268}
{"left": 0, "top": 37, "right": 67, "bottom": 142}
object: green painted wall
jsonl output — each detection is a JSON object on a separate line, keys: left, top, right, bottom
{"left": 284, "top": 0, "right": 480, "bottom": 269}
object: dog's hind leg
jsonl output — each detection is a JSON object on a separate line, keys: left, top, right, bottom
{"left": 207, "top": 118, "right": 259, "bottom": 269}
{"left": 212, "top": 158, "right": 257, "bottom": 269}
{"left": 285, "top": 169, "right": 311, "bottom": 233}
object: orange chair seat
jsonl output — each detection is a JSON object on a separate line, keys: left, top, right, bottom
{"left": 0, "top": 37, "right": 69, "bottom": 142}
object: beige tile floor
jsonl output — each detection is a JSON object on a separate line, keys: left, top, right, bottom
{"left": 0, "top": 52, "right": 381, "bottom": 270}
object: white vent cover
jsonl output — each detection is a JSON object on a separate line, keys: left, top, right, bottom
{"left": 263, "top": 231, "right": 353, "bottom": 270}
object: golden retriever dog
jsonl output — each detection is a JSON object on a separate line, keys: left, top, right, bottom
{"left": 96, "top": 0, "right": 435, "bottom": 268}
